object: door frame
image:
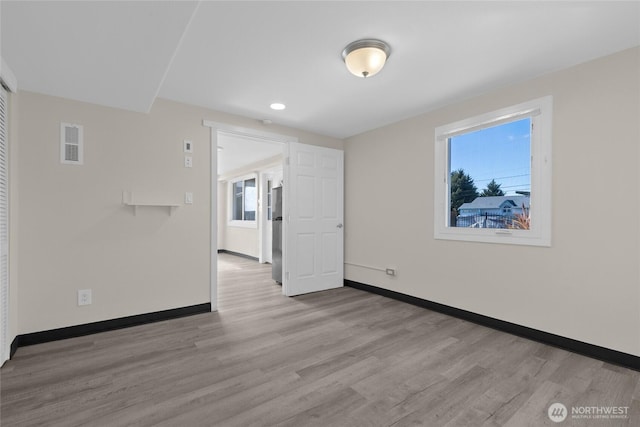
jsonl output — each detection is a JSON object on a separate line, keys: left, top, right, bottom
{"left": 203, "top": 120, "right": 297, "bottom": 311}
{"left": 0, "top": 86, "right": 9, "bottom": 364}
{"left": 259, "top": 172, "right": 273, "bottom": 264}
{"left": 259, "top": 168, "right": 281, "bottom": 264}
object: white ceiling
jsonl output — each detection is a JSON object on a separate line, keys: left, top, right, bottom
{"left": 217, "top": 133, "right": 283, "bottom": 176}
{"left": 2, "top": 1, "right": 639, "bottom": 139}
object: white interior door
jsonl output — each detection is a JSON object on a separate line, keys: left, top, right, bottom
{"left": 284, "top": 142, "right": 343, "bottom": 296}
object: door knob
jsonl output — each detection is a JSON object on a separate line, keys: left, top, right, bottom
{"left": 337, "top": 223, "right": 343, "bottom": 228}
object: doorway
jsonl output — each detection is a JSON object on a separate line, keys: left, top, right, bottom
{"left": 204, "top": 121, "right": 345, "bottom": 310}
{"left": 204, "top": 121, "right": 295, "bottom": 310}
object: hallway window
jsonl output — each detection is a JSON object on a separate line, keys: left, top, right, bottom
{"left": 230, "top": 176, "right": 257, "bottom": 224}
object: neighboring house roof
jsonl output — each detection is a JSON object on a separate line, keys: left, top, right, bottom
{"left": 458, "top": 196, "right": 530, "bottom": 211}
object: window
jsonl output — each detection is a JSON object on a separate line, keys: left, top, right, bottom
{"left": 434, "top": 96, "right": 552, "bottom": 246}
{"left": 230, "top": 176, "right": 257, "bottom": 226}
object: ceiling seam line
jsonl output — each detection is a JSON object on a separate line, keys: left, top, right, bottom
{"left": 146, "top": 0, "right": 202, "bottom": 113}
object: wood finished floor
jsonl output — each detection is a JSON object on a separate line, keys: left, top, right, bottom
{"left": 2, "top": 253, "right": 639, "bottom": 426}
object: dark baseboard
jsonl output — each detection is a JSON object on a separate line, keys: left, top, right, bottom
{"left": 10, "top": 336, "right": 18, "bottom": 359}
{"left": 12, "top": 303, "right": 211, "bottom": 354}
{"left": 345, "top": 280, "right": 640, "bottom": 372}
{"left": 217, "top": 249, "right": 259, "bottom": 262}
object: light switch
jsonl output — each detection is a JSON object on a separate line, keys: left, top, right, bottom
{"left": 184, "top": 156, "right": 193, "bottom": 168}
{"left": 185, "top": 192, "right": 193, "bottom": 204}
{"left": 183, "top": 139, "right": 193, "bottom": 153}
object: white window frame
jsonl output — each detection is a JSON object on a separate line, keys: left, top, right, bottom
{"left": 434, "top": 96, "right": 552, "bottom": 247}
{"left": 228, "top": 173, "right": 258, "bottom": 228}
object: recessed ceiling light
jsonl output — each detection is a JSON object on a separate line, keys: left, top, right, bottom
{"left": 270, "top": 103, "right": 286, "bottom": 110}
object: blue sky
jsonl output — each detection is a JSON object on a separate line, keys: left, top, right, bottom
{"left": 449, "top": 118, "right": 531, "bottom": 195}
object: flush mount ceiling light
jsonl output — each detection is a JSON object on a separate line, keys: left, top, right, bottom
{"left": 270, "top": 103, "right": 286, "bottom": 110}
{"left": 342, "top": 39, "right": 391, "bottom": 78}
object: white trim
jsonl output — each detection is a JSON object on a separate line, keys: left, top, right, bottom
{"left": 437, "top": 107, "right": 541, "bottom": 140}
{"left": 203, "top": 121, "right": 298, "bottom": 144}
{"left": 207, "top": 126, "right": 218, "bottom": 311}
{"left": 0, "top": 87, "right": 9, "bottom": 365}
{"left": 259, "top": 172, "right": 272, "bottom": 264}
{"left": 203, "top": 120, "right": 297, "bottom": 311}
{"left": 0, "top": 58, "right": 17, "bottom": 93}
{"left": 434, "top": 96, "right": 552, "bottom": 247}
{"left": 227, "top": 220, "right": 257, "bottom": 228}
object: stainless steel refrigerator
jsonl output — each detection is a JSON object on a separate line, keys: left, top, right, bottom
{"left": 271, "top": 186, "right": 283, "bottom": 283}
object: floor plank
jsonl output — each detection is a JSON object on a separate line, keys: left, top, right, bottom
{"left": 1, "top": 253, "right": 638, "bottom": 426}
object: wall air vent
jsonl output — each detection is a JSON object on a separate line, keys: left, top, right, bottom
{"left": 60, "top": 123, "right": 83, "bottom": 165}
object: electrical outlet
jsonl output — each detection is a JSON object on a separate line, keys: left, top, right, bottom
{"left": 184, "top": 156, "right": 193, "bottom": 168}
{"left": 78, "top": 289, "right": 92, "bottom": 306}
{"left": 185, "top": 192, "right": 193, "bottom": 204}
{"left": 385, "top": 268, "right": 396, "bottom": 276}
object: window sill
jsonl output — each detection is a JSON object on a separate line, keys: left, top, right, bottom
{"left": 227, "top": 220, "right": 257, "bottom": 229}
{"left": 434, "top": 227, "right": 550, "bottom": 247}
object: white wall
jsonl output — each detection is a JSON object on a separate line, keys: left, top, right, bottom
{"left": 13, "top": 92, "right": 342, "bottom": 335}
{"left": 16, "top": 93, "right": 210, "bottom": 334}
{"left": 344, "top": 47, "right": 640, "bottom": 356}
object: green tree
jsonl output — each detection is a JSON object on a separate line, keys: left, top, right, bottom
{"left": 480, "top": 179, "right": 505, "bottom": 197}
{"left": 450, "top": 169, "right": 479, "bottom": 211}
